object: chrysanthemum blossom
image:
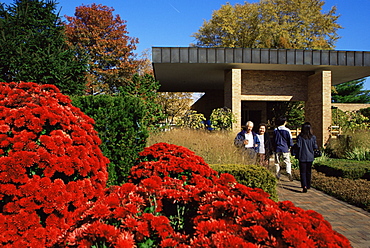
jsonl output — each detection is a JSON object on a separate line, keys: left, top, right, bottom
{"left": 0, "top": 82, "right": 109, "bottom": 246}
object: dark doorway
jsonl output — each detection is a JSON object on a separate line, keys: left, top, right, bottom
{"left": 242, "top": 110, "right": 262, "bottom": 132}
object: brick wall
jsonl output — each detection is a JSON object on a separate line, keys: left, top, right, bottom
{"left": 241, "top": 70, "right": 313, "bottom": 101}
{"left": 191, "top": 90, "right": 224, "bottom": 118}
{"left": 332, "top": 103, "right": 370, "bottom": 112}
{"left": 225, "top": 69, "right": 242, "bottom": 130}
{"left": 306, "top": 71, "right": 332, "bottom": 147}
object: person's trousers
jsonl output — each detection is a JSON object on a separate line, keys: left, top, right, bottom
{"left": 299, "top": 161, "right": 313, "bottom": 189}
{"left": 245, "top": 147, "right": 257, "bottom": 161}
{"left": 257, "top": 153, "right": 269, "bottom": 167}
{"left": 275, "top": 152, "right": 291, "bottom": 176}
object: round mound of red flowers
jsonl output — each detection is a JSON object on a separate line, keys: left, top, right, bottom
{"left": 0, "top": 82, "right": 109, "bottom": 247}
{"left": 0, "top": 82, "right": 351, "bottom": 247}
{"left": 60, "top": 142, "right": 350, "bottom": 247}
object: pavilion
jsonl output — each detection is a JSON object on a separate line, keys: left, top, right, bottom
{"left": 152, "top": 47, "right": 370, "bottom": 146}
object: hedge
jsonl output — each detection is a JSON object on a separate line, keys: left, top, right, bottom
{"left": 210, "top": 164, "right": 278, "bottom": 201}
{"left": 313, "top": 159, "right": 370, "bottom": 180}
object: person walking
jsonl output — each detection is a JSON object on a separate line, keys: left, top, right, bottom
{"left": 234, "top": 121, "right": 260, "bottom": 161}
{"left": 296, "top": 122, "right": 319, "bottom": 193}
{"left": 256, "top": 123, "right": 273, "bottom": 168}
{"left": 273, "top": 116, "right": 294, "bottom": 180}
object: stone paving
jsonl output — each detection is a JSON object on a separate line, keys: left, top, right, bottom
{"left": 277, "top": 175, "right": 370, "bottom": 248}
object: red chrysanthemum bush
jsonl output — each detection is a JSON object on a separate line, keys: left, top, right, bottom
{"left": 0, "top": 82, "right": 109, "bottom": 247}
{"left": 0, "top": 83, "right": 351, "bottom": 247}
{"left": 59, "top": 143, "right": 351, "bottom": 247}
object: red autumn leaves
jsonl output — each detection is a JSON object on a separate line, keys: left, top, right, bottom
{"left": 0, "top": 82, "right": 350, "bottom": 247}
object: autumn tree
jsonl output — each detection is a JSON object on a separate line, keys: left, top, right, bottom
{"left": 332, "top": 79, "right": 370, "bottom": 103}
{"left": 0, "top": 0, "right": 87, "bottom": 95}
{"left": 65, "top": 4, "right": 138, "bottom": 94}
{"left": 192, "top": 0, "right": 342, "bottom": 49}
{"left": 136, "top": 49, "right": 154, "bottom": 76}
{"left": 155, "top": 92, "right": 194, "bottom": 125}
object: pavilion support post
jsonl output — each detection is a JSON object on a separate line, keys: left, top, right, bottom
{"left": 224, "top": 69, "right": 242, "bottom": 131}
{"left": 305, "top": 70, "right": 332, "bottom": 147}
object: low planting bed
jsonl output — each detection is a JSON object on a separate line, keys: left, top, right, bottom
{"left": 292, "top": 169, "right": 370, "bottom": 212}
{"left": 313, "top": 159, "right": 370, "bottom": 180}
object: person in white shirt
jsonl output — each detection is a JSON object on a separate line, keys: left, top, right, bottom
{"left": 234, "top": 121, "right": 260, "bottom": 161}
{"left": 256, "top": 123, "right": 273, "bottom": 168}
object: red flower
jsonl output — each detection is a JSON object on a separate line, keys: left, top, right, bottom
{"left": 0, "top": 124, "right": 10, "bottom": 133}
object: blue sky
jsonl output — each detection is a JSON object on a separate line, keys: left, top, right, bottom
{"left": 2, "top": 0, "right": 370, "bottom": 89}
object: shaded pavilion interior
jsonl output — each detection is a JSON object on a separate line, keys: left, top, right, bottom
{"left": 152, "top": 47, "right": 370, "bottom": 146}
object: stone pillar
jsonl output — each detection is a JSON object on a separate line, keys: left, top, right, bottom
{"left": 224, "top": 69, "right": 242, "bottom": 131}
{"left": 305, "top": 71, "right": 332, "bottom": 147}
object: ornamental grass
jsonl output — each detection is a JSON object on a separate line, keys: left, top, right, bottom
{"left": 0, "top": 82, "right": 351, "bottom": 247}
{"left": 147, "top": 128, "right": 255, "bottom": 165}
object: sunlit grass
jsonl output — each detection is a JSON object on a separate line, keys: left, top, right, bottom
{"left": 147, "top": 128, "right": 254, "bottom": 165}
{"left": 327, "top": 129, "right": 370, "bottom": 159}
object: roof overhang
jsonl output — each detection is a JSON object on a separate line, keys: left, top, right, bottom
{"left": 152, "top": 47, "right": 370, "bottom": 92}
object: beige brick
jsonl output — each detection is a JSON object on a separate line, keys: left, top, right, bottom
{"left": 306, "top": 71, "right": 332, "bottom": 147}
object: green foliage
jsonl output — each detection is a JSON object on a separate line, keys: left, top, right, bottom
{"left": 331, "top": 108, "right": 369, "bottom": 132}
{"left": 269, "top": 101, "right": 305, "bottom": 129}
{"left": 345, "top": 147, "right": 370, "bottom": 161}
{"left": 292, "top": 169, "right": 370, "bottom": 212}
{"left": 313, "top": 159, "right": 370, "bottom": 180}
{"left": 210, "top": 107, "right": 236, "bottom": 130}
{"left": 210, "top": 164, "right": 278, "bottom": 201}
{"left": 176, "top": 110, "right": 206, "bottom": 129}
{"left": 119, "top": 74, "right": 166, "bottom": 131}
{"left": 192, "top": 0, "right": 341, "bottom": 49}
{"left": 359, "top": 107, "right": 370, "bottom": 119}
{"left": 0, "top": 0, "right": 87, "bottom": 95}
{"left": 326, "top": 129, "right": 370, "bottom": 158}
{"left": 71, "top": 94, "right": 148, "bottom": 186}
{"left": 332, "top": 79, "right": 370, "bottom": 103}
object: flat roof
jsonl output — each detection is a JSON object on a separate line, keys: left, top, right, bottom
{"left": 152, "top": 47, "right": 370, "bottom": 92}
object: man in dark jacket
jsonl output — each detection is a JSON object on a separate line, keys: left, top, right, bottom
{"left": 234, "top": 121, "right": 260, "bottom": 161}
{"left": 273, "top": 117, "right": 294, "bottom": 180}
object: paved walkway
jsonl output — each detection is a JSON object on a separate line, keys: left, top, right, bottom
{"left": 277, "top": 175, "right": 370, "bottom": 248}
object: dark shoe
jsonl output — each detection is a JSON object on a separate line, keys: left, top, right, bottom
{"left": 302, "top": 187, "right": 308, "bottom": 193}
{"left": 276, "top": 172, "right": 281, "bottom": 180}
{"left": 288, "top": 173, "right": 293, "bottom": 181}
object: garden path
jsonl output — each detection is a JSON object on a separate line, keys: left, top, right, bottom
{"left": 277, "top": 175, "right": 370, "bottom": 248}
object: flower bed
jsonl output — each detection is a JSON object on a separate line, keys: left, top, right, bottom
{"left": 0, "top": 82, "right": 351, "bottom": 247}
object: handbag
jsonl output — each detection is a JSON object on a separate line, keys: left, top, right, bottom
{"left": 291, "top": 144, "right": 299, "bottom": 159}
{"left": 314, "top": 149, "right": 322, "bottom": 158}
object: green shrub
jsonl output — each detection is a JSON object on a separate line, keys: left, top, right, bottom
{"left": 313, "top": 159, "right": 370, "bottom": 180}
{"left": 71, "top": 94, "right": 148, "bottom": 186}
{"left": 210, "top": 107, "right": 236, "bottom": 130}
{"left": 345, "top": 147, "right": 370, "bottom": 161}
{"left": 176, "top": 110, "right": 206, "bottom": 129}
{"left": 325, "top": 129, "right": 370, "bottom": 158}
{"left": 359, "top": 107, "right": 370, "bottom": 119}
{"left": 210, "top": 164, "right": 278, "bottom": 201}
{"left": 293, "top": 169, "right": 370, "bottom": 212}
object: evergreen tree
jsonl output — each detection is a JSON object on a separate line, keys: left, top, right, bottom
{"left": 0, "top": 0, "right": 87, "bottom": 95}
{"left": 332, "top": 79, "right": 370, "bottom": 103}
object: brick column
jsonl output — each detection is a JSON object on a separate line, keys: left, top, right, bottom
{"left": 224, "top": 69, "right": 242, "bottom": 131}
{"left": 305, "top": 71, "right": 332, "bottom": 147}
